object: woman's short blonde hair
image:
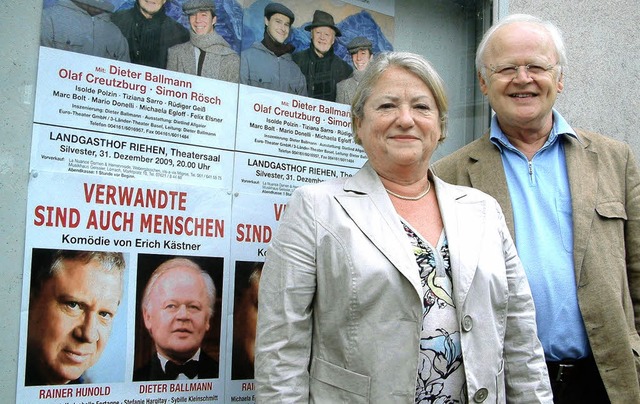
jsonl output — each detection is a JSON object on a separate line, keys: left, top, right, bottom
{"left": 350, "top": 51, "right": 448, "bottom": 144}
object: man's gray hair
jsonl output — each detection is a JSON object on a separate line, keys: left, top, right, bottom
{"left": 141, "top": 258, "right": 216, "bottom": 317}
{"left": 476, "top": 14, "right": 567, "bottom": 79}
{"left": 30, "top": 249, "right": 125, "bottom": 299}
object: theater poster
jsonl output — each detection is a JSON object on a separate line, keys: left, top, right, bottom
{"left": 17, "top": 0, "right": 394, "bottom": 402}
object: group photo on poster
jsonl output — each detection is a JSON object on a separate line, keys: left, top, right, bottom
{"left": 240, "top": 0, "right": 393, "bottom": 103}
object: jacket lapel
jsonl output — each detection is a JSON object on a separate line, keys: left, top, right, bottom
{"left": 565, "top": 130, "right": 598, "bottom": 281}
{"left": 434, "top": 177, "right": 485, "bottom": 307}
{"left": 467, "top": 136, "right": 516, "bottom": 237}
{"left": 335, "top": 163, "right": 423, "bottom": 299}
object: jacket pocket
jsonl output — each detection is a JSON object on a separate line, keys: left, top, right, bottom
{"left": 310, "top": 357, "right": 370, "bottom": 399}
{"left": 247, "top": 70, "right": 274, "bottom": 87}
{"left": 594, "top": 200, "right": 627, "bottom": 259}
{"left": 595, "top": 200, "right": 627, "bottom": 220}
{"left": 52, "top": 38, "right": 82, "bottom": 52}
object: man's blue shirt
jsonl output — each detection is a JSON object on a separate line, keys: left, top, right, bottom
{"left": 490, "top": 110, "right": 590, "bottom": 361}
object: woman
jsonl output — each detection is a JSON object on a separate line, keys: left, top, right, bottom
{"left": 255, "top": 52, "right": 552, "bottom": 403}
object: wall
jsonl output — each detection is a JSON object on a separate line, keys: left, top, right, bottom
{"left": 0, "top": 0, "right": 637, "bottom": 401}
{"left": 508, "top": 0, "right": 639, "bottom": 150}
{"left": 0, "top": 0, "right": 39, "bottom": 400}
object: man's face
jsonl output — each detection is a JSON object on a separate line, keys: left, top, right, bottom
{"left": 143, "top": 266, "right": 211, "bottom": 362}
{"left": 27, "top": 259, "right": 122, "bottom": 384}
{"left": 479, "top": 22, "right": 563, "bottom": 135}
{"left": 233, "top": 271, "right": 261, "bottom": 365}
{"left": 311, "top": 26, "right": 336, "bottom": 56}
{"left": 265, "top": 13, "right": 291, "bottom": 45}
{"left": 189, "top": 11, "right": 216, "bottom": 35}
{"left": 138, "top": 0, "right": 166, "bottom": 19}
{"left": 351, "top": 49, "right": 372, "bottom": 71}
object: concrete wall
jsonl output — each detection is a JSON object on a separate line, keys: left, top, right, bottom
{"left": 0, "top": 0, "right": 40, "bottom": 400}
{"left": 508, "top": 0, "right": 639, "bottom": 150}
{"left": 0, "top": 0, "right": 637, "bottom": 401}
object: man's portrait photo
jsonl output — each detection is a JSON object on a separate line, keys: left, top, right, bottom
{"left": 231, "top": 261, "right": 262, "bottom": 380}
{"left": 25, "top": 249, "right": 126, "bottom": 386}
{"left": 133, "top": 254, "right": 223, "bottom": 381}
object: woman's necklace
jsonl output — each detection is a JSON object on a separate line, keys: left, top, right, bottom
{"left": 385, "top": 181, "right": 431, "bottom": 201}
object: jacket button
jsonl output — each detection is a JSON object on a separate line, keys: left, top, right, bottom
{"left": 473, "top": 388, "right": 488, "bottom": 402}
{"left": 462, "top": 315, "right": 473, "bottom": 331}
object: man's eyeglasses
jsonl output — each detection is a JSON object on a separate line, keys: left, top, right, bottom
{"left": 486, "top": 63, "right": 559, "bottom": 80}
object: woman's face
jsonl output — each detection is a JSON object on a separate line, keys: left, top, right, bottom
{"left": 356, "top": 66, "right": 441, "bottom": 177}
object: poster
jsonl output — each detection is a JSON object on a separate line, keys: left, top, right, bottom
{"left": 18, "top": 0, "right": 394, "bottom": 402}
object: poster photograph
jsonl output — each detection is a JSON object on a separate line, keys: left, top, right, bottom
{"left": 18, "top": 0, "right": 395, "bottom": 402}
{"left": 223, "top": 193, "right": 290, "bottom": 402}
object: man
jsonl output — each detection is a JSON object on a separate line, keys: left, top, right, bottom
{"left": 133, "top": 258, "right": 218, "bottom": 380}
{"left": 26, "top": 250, "right": 125, "bottom": 385}
{"left": 41, "top": 0, "right": 130, "bottom": 61}
{"left": 336, "top": 36, "right": 373, "bottom": 104}
{"left": 432, "top": 14, "right": 640, "bottom": 403}
{"left": 240, "top": 2, "right": 306, "bottom": 95}
{"left": 231, "top": 262, "right": 262, "bottom": 380}
{"left": 292, "top": 9, "right": 352, "bottom": 101}
{"left": 167, "top": 0, "right": 239, "bottom": 82}
{"left": 112, "top": 0, "right": 189, "bottom": 68}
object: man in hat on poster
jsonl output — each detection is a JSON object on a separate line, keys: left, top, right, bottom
{"left": 41, "top": 0, "right": 130, "bottom": 61}
{"left": 336, "top": 36, "right": 374, "bottom": 104}
{"left": 293, "top": 9, "right": 352, "bottom": 101}
{"left": 112, "top": 0, "right": 189, "bottom": 68}
{"left": 166, "top": 0, "right": 239, "bottom": 82}
{"left": 240, "top": 2, "right": 307, "bottom": 95}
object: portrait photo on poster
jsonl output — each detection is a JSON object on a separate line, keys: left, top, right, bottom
{"left": 231, "top": 261, "right": 263, "bottom": 380}
{"left": 133, "top": 253, "right": 224, "bottom": 381}
{"left": 24, "top": 248, "right": 129, "bottom": 386}
{"left": 239, "top": 0, "right": 394, "bottom": 101}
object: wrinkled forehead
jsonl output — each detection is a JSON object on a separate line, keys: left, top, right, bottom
{"left": 312, "top": 26, "right": 335, "bottom": 37}
{"left": 485, "top": 22, "right": 557, "bottom": 63}
{"left": 157, "top": 265, "right": 202, "bottom": 289}
{"left": 52, "top": 259, "right": 124, "bottom": 300}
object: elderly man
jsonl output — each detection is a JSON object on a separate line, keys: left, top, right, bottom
{"left": 336, "top": 36, "right": 373, "bottom": 104}
{"left": 432, "top": 14, "right": 640, "bottom": 403}
{"left": 166, "top": 0, "right": 239, "bottom": 82}
{"left": 41, "top": 0, "right": 130, "bottom": 61}
{"left": 26, "top": 250, "right": 125, "bottom": 385}
{"left": 112, "top": 0, "right": 189, "bottom": 68}
{"left": 240, "top": 2, "right": 306, "bottom": 95}
{"left": 133, "top": 258, "right": 218, "bottom": 381}
{"left": 293, "top": 9, "right": 352, "bottom": 101}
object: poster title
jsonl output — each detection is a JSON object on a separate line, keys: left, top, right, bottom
{"left": 33, "top": 183, "right": 224, "bottom": 239}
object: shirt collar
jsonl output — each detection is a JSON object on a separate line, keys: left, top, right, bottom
{"left": 158, "top": 349, "right": 201, "bottom": 371}
{"left": 489, "top": 109, "right": 579, "bottom": 152}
